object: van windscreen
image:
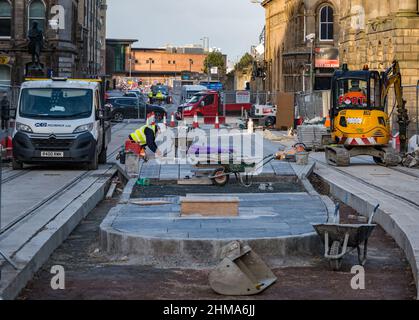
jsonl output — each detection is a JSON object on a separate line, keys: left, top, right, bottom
{"left": 20, "top": 88, "right": 94, "bottom": 119}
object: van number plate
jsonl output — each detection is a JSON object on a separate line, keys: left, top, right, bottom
{"left": 41, "top": 151, "right": 64, "bottom": 158}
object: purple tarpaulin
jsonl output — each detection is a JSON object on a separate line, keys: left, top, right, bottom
{"left": 188, "top": 145, "right": 235, "bottom": 155}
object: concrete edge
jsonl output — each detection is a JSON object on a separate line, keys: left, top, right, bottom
{"left": 316, "top": 173, "right": 419, "bottom": 300}
{"left": 0, "top": 167, "right": 118, "bottom": 300}
{"left": 99, "top": 208, "right": 322, "bottom": 268}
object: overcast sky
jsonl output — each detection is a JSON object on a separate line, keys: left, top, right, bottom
{"left": 106, "top": 0, "right": 265, "bottom": 65}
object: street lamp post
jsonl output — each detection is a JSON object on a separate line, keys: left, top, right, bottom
{"left": 201, "top": 37, "right": 209, "bottom": 52}
{"left": 306, "top": 33, "right": 315, "bottom": 93}
{"left": 148, "top": 58, "right": 154, "bottom": 85}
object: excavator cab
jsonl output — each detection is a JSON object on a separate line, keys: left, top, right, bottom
{"left": 326, "top": 64, "right": 401, "bottom": 167}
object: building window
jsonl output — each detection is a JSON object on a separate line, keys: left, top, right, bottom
{"left": 0, "top": 0, "right": 11, "bottom": 37}
{"left": 319, "top": 5, "right": 334, "bottom": 41}
{"left": 0, "top": 65, "right": 11, "bottom": 87}
{"left": 28, "top": 0, "right": 46, "bottom": 32}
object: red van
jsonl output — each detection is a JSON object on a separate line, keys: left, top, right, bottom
{"left": 176, "top": 90, "right": 252, "bottom": 119}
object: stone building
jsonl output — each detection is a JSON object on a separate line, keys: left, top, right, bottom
{"left": 0, "top": 0, "right": 107, "bottom": 88}
{"left": 339, "top": 0, "right": 419, "bottom": 86}
{"left": 262, "top": 0, "right": 419, "bottom": 94}
{"left": 262, "top": 0, "right": 341, "bottom": 93}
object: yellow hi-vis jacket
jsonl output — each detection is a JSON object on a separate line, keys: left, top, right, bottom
{"left": 156, "top": 91, "right": 164, "bottom": 100}
{"left": 130, "top": 125, "right": 156, "bottom": 145}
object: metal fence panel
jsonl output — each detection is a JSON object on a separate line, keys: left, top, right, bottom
{"left": 386, "top": 84, "right": 419, "bottom": 142}
{"left": 295, "top": 90, "right": 330, "bottom": 120}
{"left": 222, "top": 91, "right": 278, "bottom": 105}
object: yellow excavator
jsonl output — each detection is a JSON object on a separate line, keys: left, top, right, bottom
{"left": 325, "top": 61, "right": 409, "bottom": 166}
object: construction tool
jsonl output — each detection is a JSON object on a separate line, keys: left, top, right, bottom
{"left": 209, "top": 241, "right": 277, "bottom": 296}
{"left": 313, "top": 204, "right": 379, "bottom": 271}
{"left": 324, "top": 61, "right": 408, "bottom": 166}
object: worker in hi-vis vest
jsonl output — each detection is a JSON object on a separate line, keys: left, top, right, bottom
{"left": 129, "top": 124, "right": 162, "bottom": 157}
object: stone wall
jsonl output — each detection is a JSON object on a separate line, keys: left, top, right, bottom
{"left": 263, "top": 0, "right": 341, "bottom": 93}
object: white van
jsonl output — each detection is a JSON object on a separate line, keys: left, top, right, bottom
{"left": 12, "top": 78, "right": 111, "bottom": 170}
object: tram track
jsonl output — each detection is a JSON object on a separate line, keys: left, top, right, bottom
{"left": 0, "top": 122, "right": 128, "bottom": 236}
{"left": 313, "top": 155, "right": 419, "bottom": 210}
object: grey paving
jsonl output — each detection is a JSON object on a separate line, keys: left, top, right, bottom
{"left": 0, "top": 122, "right": 138, "bottom": 300}
{"left": 312, "top": 154, "right": 419, "bottom": 299}
{"left": 107, "top": 192, "right": 327, "bottom": 240}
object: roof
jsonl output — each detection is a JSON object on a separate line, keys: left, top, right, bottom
{"left": 106, "top": 38, "right": 139, "bottom": 45}
{"left": 334, "top": 70, "right": 373, "bottom": 81}
{"left": 21, "top": 79, "right": 100, "bottom": 90}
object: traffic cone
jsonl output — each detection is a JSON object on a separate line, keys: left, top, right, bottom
{"left": 215, "top": 114, "right": 220, "bottom": 129}
{"left": 163, "top": 114, "right": 167, "bottom": 127}
{"left": 170, "top": 113, "right": 176, "bottom": 127}
{"left": 324, "top": 115, "right": 331, "bottom": 128}
{"left": 193, "top": 112, "right": 199, "bottom": 129}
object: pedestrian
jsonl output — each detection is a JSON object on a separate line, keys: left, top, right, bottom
{"left": 128, "top": 123, "right": 163, "bottom": 158}
{"left": 0, "top": 94, "right": 10, "bottom": 130}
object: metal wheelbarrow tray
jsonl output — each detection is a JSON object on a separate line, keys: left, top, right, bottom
{"left": 313, "top": 204, "right": 379, "bottom": 271}
{"left": 196, "top": 153, "right": 277, "bottom": 187}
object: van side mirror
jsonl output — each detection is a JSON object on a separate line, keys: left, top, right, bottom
{"left": 98, "top": 104, "right": 112, "bottom": 120}
{"left": 200, "top": 101, "right": 205, "bottom": 107}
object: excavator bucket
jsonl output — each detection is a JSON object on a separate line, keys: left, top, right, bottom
{"left": 209, "top": 241, "right": 277, "bottom": 296}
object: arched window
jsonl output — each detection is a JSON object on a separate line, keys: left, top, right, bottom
{"left": 319, "top": 5, "right": 334, "bottom": 41}
{"left": 28, "top": 0, "right": 46, "bottom": 32}
{"left": 0, "top": 65, "right": 11, "bottom": 87}
{"left": 0, "top": 0, "right": 11, "bottom": 37}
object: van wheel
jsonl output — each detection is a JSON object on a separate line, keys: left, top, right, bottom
{"left": 98, "top": 147, "right": 107, "bottom": 164}
{"left": 12, "top": 158, "right": 23, "bottom": 170}
{"left": 87, "top": 149, "right": 99, "bottom": 171}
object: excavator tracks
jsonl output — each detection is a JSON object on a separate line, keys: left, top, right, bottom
{"left": 326, "top": 145, "right": 401, "bottom": 167}
{"left": 325, "top": 146, "right": 350, "bottom": 167}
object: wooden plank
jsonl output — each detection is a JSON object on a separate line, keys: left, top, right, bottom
{"left": 105, "top": 182, "right": 117, "bottom": 200}
{"left": 180, "top": 197, "right": 239, "bottom": 217}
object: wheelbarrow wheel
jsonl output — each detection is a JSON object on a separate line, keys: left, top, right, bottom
{"left": 329, "top": 241, "right": 343, "bottom": 271}
{"left": 212, "top": 168, "right": 229, "bottom": 187}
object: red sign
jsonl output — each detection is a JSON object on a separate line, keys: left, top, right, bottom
{"left": 315, "top": 48, "right": 339, "bottom": 68}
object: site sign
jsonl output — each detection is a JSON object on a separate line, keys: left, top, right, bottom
{"left": 315, "top": 48, "right": 339, "bottom": 68}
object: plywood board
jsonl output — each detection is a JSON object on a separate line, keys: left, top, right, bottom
{"left": 180, "top": 197, "right": 239, "bottom": 217}
{"left": 276, "top": 92, "right": 295, "bottom": 130}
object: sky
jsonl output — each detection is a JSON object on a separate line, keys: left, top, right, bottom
{"left": 106, "top": 0, "right": 265, "bottom": 65}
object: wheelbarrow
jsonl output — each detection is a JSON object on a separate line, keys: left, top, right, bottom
{"left": 312, "top": 204, "right": 379, "bottom": 271}
{"left": 204, "top": 154, "right": 278, "bottom": 187}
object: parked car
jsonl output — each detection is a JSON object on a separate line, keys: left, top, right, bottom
{"left": 105, "top": 90, "right": 124, "bottom": 100}
{"left": 106, "top": 97, "right": 166, "bottom": 122}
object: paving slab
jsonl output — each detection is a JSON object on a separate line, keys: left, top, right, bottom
{"left": 0, "top": 122, "right": 139, "bottom": 300}
{"left": 312, "top": 156, "right": 419, "bottom": 299}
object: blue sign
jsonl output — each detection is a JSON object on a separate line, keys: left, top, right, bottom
{"left": 200, "top": 82, "right": 223, "bottom": 91}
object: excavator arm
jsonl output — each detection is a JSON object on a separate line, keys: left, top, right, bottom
{"left": 381, "top": 60, "right": 410, "bottom": 154}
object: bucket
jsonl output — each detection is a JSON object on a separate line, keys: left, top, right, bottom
{"left": 296, "top": 151, "right": 309, "bottom": 165}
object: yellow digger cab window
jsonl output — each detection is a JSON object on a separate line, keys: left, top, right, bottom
{"left": 336, "top": 79, "right": 368, "bottom": 109}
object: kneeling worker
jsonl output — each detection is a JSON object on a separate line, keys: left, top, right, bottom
{"left": 129, "top": 123, "right": 162, "bottom": 158}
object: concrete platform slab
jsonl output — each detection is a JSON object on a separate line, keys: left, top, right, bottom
{"left": 312, "top": 156, "right": 419, "bottom": 299}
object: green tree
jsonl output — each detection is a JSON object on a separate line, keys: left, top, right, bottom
{"left": 235, "top": 53, "right": 254, "bottom": 72}
{"left": 203, "top": 51, "right": 225, "bottom": 74}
